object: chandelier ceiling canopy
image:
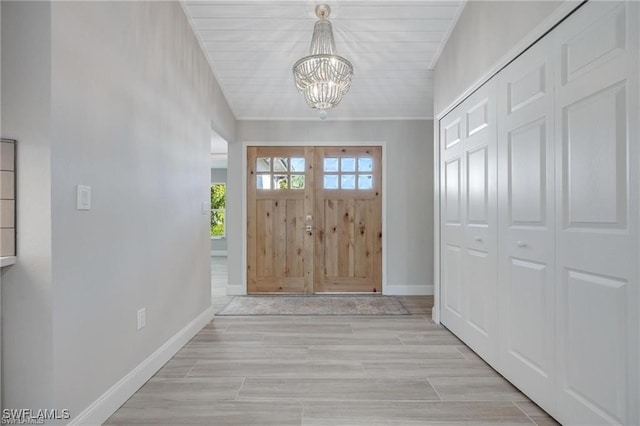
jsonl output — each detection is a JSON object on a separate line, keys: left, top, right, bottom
{"left": 292, "top": 4, "right": 353, "bottom": 119}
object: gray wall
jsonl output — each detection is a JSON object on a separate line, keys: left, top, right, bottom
{"left": 0, "top": 3, "right": 2, "bottom": 410}
{"left": 433, "top": 0, "right": 564, "bottom": 115}
{"left": 211, "top": 168, "right": 227, "bottom": 252}
{"left": 1, "top": 2, "right": 53, "bottom": 409}
{"left": 2, "top": 0, "right": 235, "bottom": 418}
{"left": 228, "top": 120, "right": 434, "bottom": 295}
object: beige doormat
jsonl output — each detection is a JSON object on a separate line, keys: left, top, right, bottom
{"left": 216, "top": 295, "right": 410, "bottom": 316}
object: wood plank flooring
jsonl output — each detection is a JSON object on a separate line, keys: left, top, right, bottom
{"left": 107, "top": 265, "right": 558, "bottom": 424}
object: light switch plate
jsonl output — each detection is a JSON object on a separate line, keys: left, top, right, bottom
{"left": 76, "top": 185, "right": 91, "bottom": 210}
{"left": 137, "top": 308, "right": 146, "bottom": 330}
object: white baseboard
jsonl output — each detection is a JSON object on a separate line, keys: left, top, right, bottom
{"left": 385, "top": 284, "right": 433, "bottom": 296}
{"left": 69, "top": 306, "right": 216, "bottom": 426}
{"left": 432, "top": 304, "right": 440, "bottom": 324}
{"left": 211, "top": 250, "right": 228, "bottom": 257}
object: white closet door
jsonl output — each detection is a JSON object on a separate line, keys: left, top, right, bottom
{"left": 462, "top": 82, "right": 498, "bottom": 365}
{"left": 440, "top": 81, "right": 498, "bottom": 366}
{"left": 554, "top": 2, "right": 639, "bottom": 424}
{"left": 440, "top": 98, "right": 467, "bottom": 339}
{"left": 496, "top": 36, "right": 557, "bottom": 413}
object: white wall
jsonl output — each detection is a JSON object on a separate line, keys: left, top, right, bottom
{"left": 2, "top": 0, "right": 236, "bottom": 419}
{"left": 228, "top": 120, "right": 434, "bottom": 295}
{"left": 433, "top": 0, "right": 565, "bottom": 115}
{"left": 0, "top": 1, "right": 3, "bottom": 412}
{"left": 1, "top": 1, "right": 54, "bottom": 410}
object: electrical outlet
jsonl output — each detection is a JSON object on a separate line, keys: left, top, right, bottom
{"left": 137, "top": 308, "right": 146, "bottom": 330}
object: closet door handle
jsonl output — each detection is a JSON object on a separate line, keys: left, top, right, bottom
{"left": 516, "top": 241, "right": 527, "bottom": 248}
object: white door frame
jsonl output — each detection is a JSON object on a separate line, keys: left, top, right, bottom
{"left": 240, "top": 140, "right": 388, "bottom": 295}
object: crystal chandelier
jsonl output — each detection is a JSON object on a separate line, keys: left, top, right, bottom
{"left": 293, "top": 4, "right": 353, "bottom": 119}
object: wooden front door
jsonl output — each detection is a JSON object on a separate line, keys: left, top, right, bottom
{"left": 247, "top": 146, "right": 382, "bottom": 293}
{"left": 313, "top": 147, "right": 382, "bottom": 292}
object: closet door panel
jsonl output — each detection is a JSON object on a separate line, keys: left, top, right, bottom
{"left": 507, "top": 257, "right": 550, "bottom": 372}
{"left": 497, "top": 36, "right": 556, "bottom": 412}
{"left": 445, "top": 158, "right": 463, "bottom": 226}
{"left": 466, "top": 98, "right": 490, "bottom": 139}
{"left": 443, "top": 244, "right": 463, "bottom": 318}
{"left": 560, "top": 269, "right": 628, "bottom": 422}
{"left": 440, "top": 81, "right": 498, "bottom": 365}
{"left": 440, "top": 110, "right": 467, "bottom": 337}
{"left": 563, "top": 82, "right": 627, "bottom": 228}
{"left": 508, "top": 120, "right": 547, "bottom": 225}
{"left": 554, "top": 2, "right": 639, "bottom": 424}
{"left": 443, "top": 155, "right": 463, "bottom": 321}
{"left": 466, "top": 145, "right": 488, "bottom": 226}
{"left": 465, "top": 248, "right": 490, "bottom": 334}
{"left": 461, "top": 82, "right": 498, "bottom": 366}
{"left": 443, "top": 118, "right": 462, "bottom": 150}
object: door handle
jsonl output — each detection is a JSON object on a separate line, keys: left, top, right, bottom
{"left": 474, "top": 236, "right": 483, "bottom": 242}
{"left": 516, "top": 241, "right": 527, "bottom": 248}
{"left": 306, "top": 225, "right": 313, "bottom": 232}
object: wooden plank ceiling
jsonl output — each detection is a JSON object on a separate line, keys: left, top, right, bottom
{"left": 184, "top": 1, "right": 465, "bottom": 120}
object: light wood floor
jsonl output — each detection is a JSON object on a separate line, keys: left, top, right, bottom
{"left": 106, "top": 259, "right": 557, "bottom": 425}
